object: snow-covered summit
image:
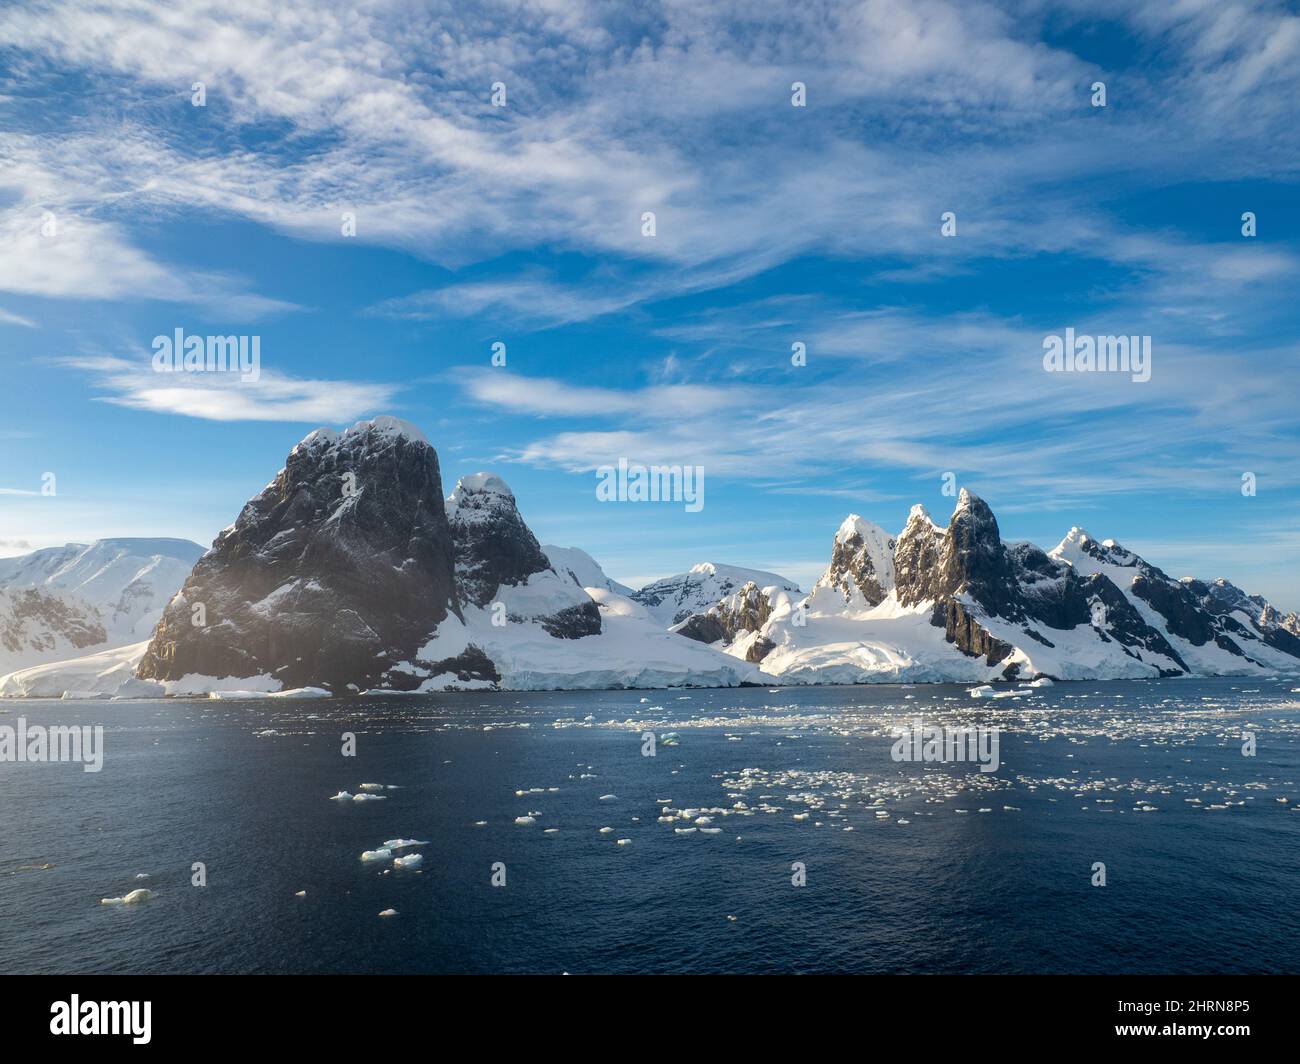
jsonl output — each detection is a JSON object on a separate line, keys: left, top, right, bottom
{"left": 445, "top": 472, "right": 515, "bottom": 520}
{"left": 294, "top": 415, "right": 430, "bottom": 453}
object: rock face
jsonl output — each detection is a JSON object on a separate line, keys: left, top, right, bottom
{"left": 137, "top": 418, "right": 465, "bottom": 691}
{"left": 674, "top": 580, "right": 781, "bottom": 661}
{"left": 672, "top": 489, "right": 1300, "bottom": 682}
{"left": 818, "top": 516, "right": 895, "bottom": 606}
{"left": 0, "top": 538, "right": 202, "bottom": 673}
{"left": 445, "top": 473, "right": 600, "bottom": 639}
{"left": 134, "top": 418, "right": 602, "bottom": 693}
{"left": 448, "top": 473, "right": 551, "bottom": 608}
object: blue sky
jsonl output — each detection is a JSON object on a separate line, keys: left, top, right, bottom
{"left": 2, "top": 0, "right": 1298, "bottom": 606}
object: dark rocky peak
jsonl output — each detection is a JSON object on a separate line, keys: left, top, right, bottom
{"left": 934, "top": 489, "right": 1019, "bottom": 617}
{"left": 137, "top": 417, "right": 461, "bottom": 691}
{"left": 446, "top": 472, "right": 553, "bottom": 608}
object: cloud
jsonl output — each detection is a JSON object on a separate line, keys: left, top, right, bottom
{"left": 461, "top": 370, "right": 743, "bottom": 419}
{"left": 0, "top": 306, "right": 36, "bottom": 327}
{"left": 58, "top": 355, "right": 401, "bottom": 423}
{"left": 5, "top": 0, "right": 1294, "bottom": 321}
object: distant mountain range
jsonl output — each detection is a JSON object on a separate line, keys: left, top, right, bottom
{"left": 0, "top": 538, "right": 203, "bottom": 675}
{"left": 2, "top": 416, "right": 1297, "bottom": 697}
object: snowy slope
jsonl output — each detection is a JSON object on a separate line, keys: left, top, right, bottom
{"left": 632, "top": 562, "right": 802, "bottom": 626}
{"left": 0, "top": 538, "right": 202, "bottom": 673}
{"left": 543, "top": 545, "right": 634, "bottom": 596}
{"left": 390, "top": 582, "right": 759, "bottom": 691}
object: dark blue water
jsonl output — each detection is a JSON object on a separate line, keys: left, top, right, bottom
{"left": 3, "top": 677, "right": 1299, "bottom": 973}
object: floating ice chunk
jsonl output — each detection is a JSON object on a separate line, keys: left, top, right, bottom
{"left": 294, "top": 891, "right": 306, "bottom": 897}
{"left": 358, "top": 783, "right": 385, "bottom": 792}
{"left": 393, "top": 854, "right": 424, "bottom": 869}
{"left": 329, "top": 790, "right": 353, "bottom": 801}
{"left": 674, "top": 827, "right": 697, "bottom": 834}
{"left": 598, "top": 794, "right": 617, "bottom": 801}
{"left": 378, "top": 909, "right": 398, "bottom": 917}
{"left": 133, "top": 873, "right": 150, "bottom": 880}
{"left": 598, "top": 827, "right": 613, "bottom": 834}
{"left": 514, "top": 815, "right": 536, "bottom": 825}
{"left": 101, "top": 888, "right": 154, "bottom": 905}
{"left": 543, "top": 828, "right": 559, "bottom": 834}
{"left": 352, "top": 793, "right": 387, "bottom": 802}
{"left": 383, "top": 839, "right": 428, "bottom": 850}
{"left": 361, "top": 848, "right": 393, "bottom": 862}
{"left": 616, "top": 839, "right": 631, "bottom": 845}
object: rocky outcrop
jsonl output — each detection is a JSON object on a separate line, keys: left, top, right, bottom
{"left": 675, "top": 580, "right": 780, "bottom": 658}
{"left": 818, "top": 516, "right": 895, "bottom": 605}
{"left": 446, "top": 473, "right": 600, "bottom": 638}
{"left": 633, "top": 562, "right": 801, "bottom": 627}
{"left": 137, "top": 418, "right": 465, "bottom": 691}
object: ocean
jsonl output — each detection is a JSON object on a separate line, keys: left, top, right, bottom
{"left": 2, "top": 677, "right": 1299, "bottom": 974}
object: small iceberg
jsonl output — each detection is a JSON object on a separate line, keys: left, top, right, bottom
{"left": 378, "top": 909, "right": 398, "bottom": 917}
{"left": 393, "top": 853, "right": 424, "bottom": 869}
{"left": 101, "top": 888, "right": 155, "bottom": 905}
{"left": 361, "top": 848, "right": 393, "bottom": 862}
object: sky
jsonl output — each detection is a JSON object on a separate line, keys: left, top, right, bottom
{"left": 1, "top": 0, "right": 1298, "bottom": 606}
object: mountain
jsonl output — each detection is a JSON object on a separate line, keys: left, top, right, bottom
{"left": 0, "top": 538, "right": 202, "bottom": 674}
{"left": 543, "top": 545, "right": 634, "bottom": 596}
{"left": 109, "top": 417, "right": 757, "bottom": 696}
{"left": 8, "top": 433, "right": 1298, "bottom": 696}
{"left": 632, "top": 562, "right": 802, "bottom": 627}
{"left": 673, "top": 489, "right": 1300, "bottom": 683}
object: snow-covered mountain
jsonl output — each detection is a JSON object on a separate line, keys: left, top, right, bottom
{"left": 8, "top": 424, "right": 1299, "bottom": 697}
{"left": 543, "top": 545, "right": 634, "bottom": 596}
{"left": 673, "top": 489, "right": 1300, "bottom": 683}
{"left": 74, "top": 416, "right": 757, "bottom": 697}
{"left": 0, "top": 538, "right": 202, "bottom": 674}
{"left": 632, "top": 562, "right": 802, "bottom": 627}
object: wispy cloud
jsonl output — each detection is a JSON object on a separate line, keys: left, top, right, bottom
{"left": 58, "top": 356, "right": 401, "bottom": 423}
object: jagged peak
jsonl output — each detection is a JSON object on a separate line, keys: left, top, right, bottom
{"left": 834, "top": 514, "right": 892, "bottom": 545}
{"left": 446, "top": 472, "right": 519, "bottom": 523}
{"left": 902, "top": 503, "right": 937, "bottom": 530}
{"left": 295, "top": 415, "right": 429, "bottom": 453}
{"left": 950, "top": 487, "right": 993, "bottom": 520}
